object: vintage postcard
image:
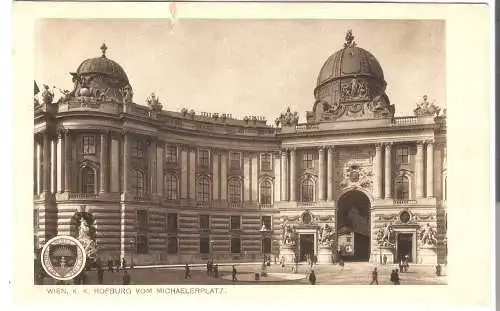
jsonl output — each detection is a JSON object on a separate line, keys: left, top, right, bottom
{"left": 11, "top": 1, "right": 493, "bottom": 309}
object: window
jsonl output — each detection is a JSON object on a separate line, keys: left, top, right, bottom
{"left": 200, "top": 237, "right": 210, "bottom": 254}
{"left": 395, "top": 176, "right": 410, "bottom": 200}
{"left": 260, "top": 181, "right": 272, "bottom": 204}
{"left": 301, "top": 179, "right": 314, "bottom": 202}
{"left": 303, "top": 152, "right": 313, "bottom": 169}
{"left": 396, "top": 147, "right": 409, "bottom": 165}
{"left": 261, "top": 216, "right": 272, "bottom": 231}
{"left": 228, "top": 179, "right": 242, "bottom": 205}
{"left": 231, "top": 237, "right": 241, "bottom": 254}
{"left": 82, "top": 135, "right": 96, "bottom": 155}
{"left": 230, "top": 152, "right": 241, "bottom": 169}
{"left": 167, "top": 237, "right": 178, "bottom": 254}
{"left": 33, "top": 209, "right": 39, "bottom": 229}
{"left": 167, "top": 213, "right": 178, "bottom": 233}
{"left": 200, "top": 215, "right": 210, "bottom": 230}
{"left": 81, "top": 167, "right": 96, "bottom": 194}
{"left": 166, "top": 145, "right": 177, "bottom": 163}
{"left": 197, "top": 176, "right": 210, "bottom": 202}
{"left": 261, "top": 153, "right": 272, "bottom": 171}
{"left": 230, "top": 216, "right": 241, "bottom": 230}
{"left": 136, "top": 235, "right": 148, "bottom": 254}
{"left": 262, "top": 238, "right": 271, "bottom": 254}
{"left": 198, "top": 150, "right": 209, "bottom": 167}
{"left": 136, "top": 210, "right": 148, "bottom": 229}
{"left": 165, "top": 174, "right": 178, "bottom": 200}
{"left": 132, "top": 170, "right": 145, "bottom": 195}
{"left": 132, "top": 139, "right": 144, "bottom": 158}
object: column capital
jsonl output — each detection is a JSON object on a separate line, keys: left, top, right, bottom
{"left": 318, "top": 146, "right": 325, "bottom": 153}
{"left": 384, "top": 143, "right": 392, "bottom": 150}
{"left": 280, "top": 149, "right": 288, "bottom": 157}
{"left": 425, "top": 139, "right": 435, "bottom": 145}
{"left": 289, "top": 147, "right": 296, "bottom": 154}
{"left": 416, "top": 140, "right": 425, "bottom": 146}
{"left": 375, "top": 143, "right": 383, "bottom": 150}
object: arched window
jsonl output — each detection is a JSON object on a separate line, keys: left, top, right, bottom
{"left": 165, "top": 174, "right": 178, "bottom": 200}
{"left": 228, "top": 179, "right": 242, "bottom": 206}
{"left": 395, "top": 176, "right": 409, "bottom": 200}
{"left": 132, "top": 170, "right": 145, "bottom": 195}
{"left": 197, "top": 176, "right": 210, "bottom": 202}
{"left": 260, "top": 180, "right": 272, "bottom": 204}
{"left": 81, "top": 167, "right": 96, "bottom": 194}
{"left": 301, "top": 179, "right": 314, "bottom": 202}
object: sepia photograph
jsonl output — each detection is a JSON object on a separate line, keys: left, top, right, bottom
{"left": 33, "top": 17, "right": 448, "bottom": 286}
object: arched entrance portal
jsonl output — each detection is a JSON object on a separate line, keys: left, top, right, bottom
{"left": 337, "top": 190, "right": 371, "bottom": 261}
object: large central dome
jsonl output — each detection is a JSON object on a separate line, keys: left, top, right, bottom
{"left": 308, "top": 30, "right": 394, "bottom": 123}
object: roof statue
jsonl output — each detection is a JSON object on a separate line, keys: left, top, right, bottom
{"left": 344, "top": 29, "right": 357, "bottom": 48}
{"left": 146, "top": 92, "right": 163, "bottom": 118}
{"left": 413, "top": 95, "right": 441, "bottom": 117}
{"left": 275, "top": 107, "right": 299, "bottom": 127}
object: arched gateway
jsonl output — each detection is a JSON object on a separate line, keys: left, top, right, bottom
{"left": 336, "top": 190, "right": 371, "bottom": 261}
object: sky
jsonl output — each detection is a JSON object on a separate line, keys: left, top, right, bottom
{"left": 35, "top": 19, "right": 445, "bottom": 123}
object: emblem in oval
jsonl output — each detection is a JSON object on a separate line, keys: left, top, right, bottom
{"left": 40, "top": 236, "right": 87, "bottom": 281}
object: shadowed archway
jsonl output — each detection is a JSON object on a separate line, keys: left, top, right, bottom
{"left": 336, "top": 190, "right": 371, "bottom": 261}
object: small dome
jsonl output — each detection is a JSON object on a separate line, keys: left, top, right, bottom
{"left": 75, "top": 43, "right": 129, "bottom": 84}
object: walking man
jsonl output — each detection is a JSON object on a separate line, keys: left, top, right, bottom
{"left": 309, "top": 269, "right": 317, "bottom": 285}
{"left": 232, "top": 265, "right": 237, "bottom": 282}
{"left": 390, "top": 269, "right": 400, "bottom": 285}
{"left": 370, "top": 267, "right": 379, "bottom": 285}
{"left": 185, "top": 263, "right": 191, "bottom": 279}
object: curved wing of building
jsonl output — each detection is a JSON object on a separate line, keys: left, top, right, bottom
{"left": 34, "top": 31, "right": 447, "bottom": 267}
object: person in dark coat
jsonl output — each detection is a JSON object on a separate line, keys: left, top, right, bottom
{"left": 121, "top": 257, "right": 126, "bottom": 270}
{"left": 214, "top": 264, "right": 219, "bottom": 278}
{"left": 390, "top": 269, "right": 400, "bottom": 285}
{"left": 435, "top": 264, "right": 442, "bottom": 276}
{"left": 383, "top": 254, "right": 387, "bottom": 265}
{"left": 206, "top": 261, "right": 212, "bottom": 277}
{"left": 108, "top": 260, "right": 114, "bottom": 273}
{"left": 309, "top": 270, "right": 317, "bottom": 285}
{"left": 370, "top": 268, "right": 379, "bottom": 285}
{"left": 185, "top": 264, "right": 191, "bottom": 279}
{"left": 232, "top": 265, "right": 237, "bottom": 282}
{"left": 97, "top": 265, "right": 104, "bottom": 284}
{"left": 122, "top": 270, "right": 131, "bottom": 285}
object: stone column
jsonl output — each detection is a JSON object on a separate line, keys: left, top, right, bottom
{"left": 251, "top": 153, "right": 258, "bottom": 202}
{"left": 243, "top": 154, "right": 250, "bottom": 202}
{"left": 327, "top": 147, "right": 334, "bottom": 201}
{"left": 36, "top": 139, "right": 42, "bottom": 195}
{"left": 373, "top": 144, "right": 383, "bottom": 199}
{"left": 148, "top": 140, "right": 157, "bottom": 195}
{"left": 384, "top": 143, "right": 392, "bottom": 199}
{"left": 122, "top": 132, "right": 130, "bottom": 195}
{"left": 220, "top": 151, "right": 227, "bottom": 200}
{"left": 416, "top": 141, "right": 424, "bottom": 198}
{"left": 426, "top": 141, "right": 434, "bottom": 198}
{"left": 50, "top": 138, "right": 57, "bottom": 194}
{"left": 42, "top": 133, "right": 51, "bottom": 193}
{"left": 99, "top": 133, "right": 107, "bottom": 194}
{"left": 64, "top": 130, "right": 71, "bottom": 193}
{"left": 289, "top": 148, "right": 296, "bottom": 201}
{"left": 56, "top": 132, "right": 64, "bottom": 193}
{"left": 273, "top": 152, "right": 281, "bottom": 202}
{"left": 180, "top": 146, "right": 188, "bottom": 199}
{"left": 318, "top": 147, "right": 324, "bottom": 201}
{"left": 156, "top": 142, "right": 164, "bottom": 196}
{"left": 280, "top": 150, "right": 288, "bottom": 201}
{"left": 110, "top": 135, "right": 120, "bottom": 193}
{"left": 212, "top": 150, "right": 219, "bottom": 200}
{"left": 189, "top": 148, "right": 196, "bottom": 199}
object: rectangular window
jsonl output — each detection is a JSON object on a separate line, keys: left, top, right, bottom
{"left": 136, "top": 210, "right": 148, "bottom": 230}
{"left": 167, "top": 213, "right": 178, "bottom": 233}
{"left": 165, "top": 175, "right": 178, "bottom": 200}
{"left": 230, "top": 152, "right": 241, "bottom": 169}
{"left": 262, "top": 238, "right": 272, "bottom": 254}
{"left": 397, "top": 147, "right": 409, "bottom": 165}
{"left": 198, "top": 149, "right": 209, "bottom": 167}
{"left": 260, "top": 153, "right": 272, "bottom": 171}
{"left": 200, "top": 237, "right": 210, "bottom": 254}
{"left": 231, "top": 237, "right": 241, "bottom": 254}
{"left": 230, "top": 216, "right": 241, "bottom": 230}
{"left": 200, "top": 215, "right": 210, "bottom": 230}
{"left": 166, "top": 145, "right": 178, "bottom": 163}
{"left": 82, "top": 135, "right": 96, "bottom": 155}
{"left": 136, "top": 235, "right": 148, "bottom": 254}
{"left": 33, "top": 209, "right": 39, "bottom": 229}
{"left": 167, "top": 237, "right": 178, "bottom": 254}
{"left": 303, "top": 152, "right": 313, "bottom": 169}
{"left": 132, "top": 140, "right": 144, "bottom": 158}
{"left": 261, "top": 216, "right": 272, "bottom": 231}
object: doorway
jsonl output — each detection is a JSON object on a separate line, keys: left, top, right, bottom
{"left": 397, "top": 233, "right": 413, "bottom": 262}
{"left": 337, "top": 190, "right": 371, "bottom": 261}
{"left": 299, "top": 234, "right": 314, "bottom": 262}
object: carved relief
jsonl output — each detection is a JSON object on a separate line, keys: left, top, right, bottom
{"left": 340, "top": 162, "right": 373, "bottom": 189}
{"left": 418, "top": 223, "right": 438, "bottom": 247}
{"left": 340, "top": 78, "right": 370, "bottom": 101}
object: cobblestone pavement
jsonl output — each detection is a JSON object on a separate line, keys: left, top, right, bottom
{"left": 39, "top": 262, "right": 447, "bottom": 285}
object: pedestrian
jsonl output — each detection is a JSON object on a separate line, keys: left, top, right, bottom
{"left": 122, "top": 270, "right": 130, "bottom": 285}
{"left": 281, "top": 258, "right": 285, "bottom": 272}
{"left": 383, "top": 254, "right": 387, "bottom": 265}
{"left": 339, "top": 259, "right": 344, "bottom": 271}
{"left": 392, "top": 269, "right": 400, "bottom": 285}
{"left": 370, "top": 267, "right": 379, "bottom": 285}
{"left": 121, "top": 257, "right": 126, "bottom": 270}
{"left": 97, "top": 265, "right": 104, "bottom": 284}
{"left": 107, "top": 260, "right": 113, "bottom": 273}
{"left": 435, "top": 264, "right": 442, "bottom": 276}
{"left": 214, "top": 264, "right": 219, "bottom": 278}
{"left": 399, "top": 259, "right": 404, "bottom": 273}
{"left": 206, "top": 261, "right": 212, "bottom": 277}
{"left": 232, "top": 265, "right": 237, "bottom": 282}
{"left": 309, "top": 269, "right": 316, "bottom": 285}
{"left": 404, "top": 255, "right": 410, "bottom": 272}
{"left": 185, "top": 263, "right": 191, "bottom": 279}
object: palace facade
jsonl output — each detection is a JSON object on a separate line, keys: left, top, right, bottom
{"left": 34, "top": 31, "right": 447, "bottom": 266}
